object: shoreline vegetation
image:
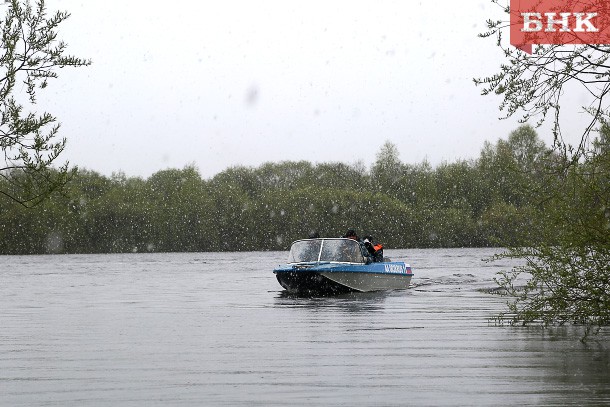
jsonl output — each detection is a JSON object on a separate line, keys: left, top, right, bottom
{"left": 0, "top": 124, "right": 604, "bottom": 255}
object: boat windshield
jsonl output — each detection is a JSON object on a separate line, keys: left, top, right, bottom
{"left": 287, "top": 238, "right": 365, "bottom": 264}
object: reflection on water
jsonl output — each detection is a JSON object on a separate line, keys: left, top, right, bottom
{"left": 1, "top": 248, "right": 608, "bottom": 406}
{"left": 275, "top": 290, "right": 394, "bottom": 313}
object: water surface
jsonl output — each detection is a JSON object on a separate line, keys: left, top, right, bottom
{"left": 1, "top": 248, "right": 609, "bottom": 406}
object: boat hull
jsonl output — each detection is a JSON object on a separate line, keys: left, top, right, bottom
{"left": 274, "top": 262, "right": 413, "bottom": 294}
{"left": 320, "top": 271, "right": 412, "bottom": 292}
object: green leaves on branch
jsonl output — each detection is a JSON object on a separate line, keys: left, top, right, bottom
{"left": 474, "top": 2, "right": 610, "bottom": 161}
{"left": 0, "top": 0, "right": 90, "bottom": 207}
{"left": 478, "top": 1, "right": 610, "bottom": 337}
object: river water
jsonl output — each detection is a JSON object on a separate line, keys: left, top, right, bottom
{"left": 1, "top": 248, "right": 609, "bottom": 406}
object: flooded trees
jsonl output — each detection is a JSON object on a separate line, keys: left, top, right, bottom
{"left": 0, "top": 135, "right": 552, "bottom": 254}
{"left": 494, "top": 146, "right": 610, "bottom": 337}
{"left": 0, "top": 0, "right": 90, "bottom": 207}
{"left": 477, "top": 3, "right": 610, "bottom": 336}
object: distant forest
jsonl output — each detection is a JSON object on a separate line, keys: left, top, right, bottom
{"left": 0, "top": 125, "right": 582, "bottom": 254}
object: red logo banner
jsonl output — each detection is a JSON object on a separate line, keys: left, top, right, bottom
{"left": 510, "top": 0, "right": 610, "bottom": 53}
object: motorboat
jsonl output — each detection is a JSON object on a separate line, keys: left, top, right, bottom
{"left": 273, "top": 238, "right": 413, "bottom": 294}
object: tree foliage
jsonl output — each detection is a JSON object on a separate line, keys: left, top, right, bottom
{"left": 474, "top": 0, "right": 610, "bottom": 160}
{"left": 477, "top": 0, "right": 610, "bottom": 337}
{"left": 0, "top": 0, "right": 90, "bottom": 207}
{"left": 495, "top": 142, "right": 610, "bottom": 337}
{"left": 0, "top": 130, "right": 552, "bottom": 254}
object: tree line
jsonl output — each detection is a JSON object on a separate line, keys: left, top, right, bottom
{"left": 0, "top": 124, "right": 575, "bottom": 255}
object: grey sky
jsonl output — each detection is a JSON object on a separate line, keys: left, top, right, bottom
{"left": 38, "top": 0, "right": 591, "bottom": 178}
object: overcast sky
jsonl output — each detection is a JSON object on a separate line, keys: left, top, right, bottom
{"left": 35, "top": 1, "right": 591, "bottom": 179}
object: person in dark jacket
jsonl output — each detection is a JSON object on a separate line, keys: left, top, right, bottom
{"left": 363, "top": 235, "right": 384, "bottom": 262}
{"left": 343, "top": 229, "right": 359, "bottom": 241}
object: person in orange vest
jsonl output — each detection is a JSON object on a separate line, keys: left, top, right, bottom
{"left": 363, "top": 235, "right": 384, "bottom": 262}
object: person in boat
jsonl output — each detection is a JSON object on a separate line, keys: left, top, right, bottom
{"left": 343, "top": 229, "right": 380, "bottom": 262}
{"left": 363, "top": 235, "right": 384, "bottom": 262}
{"left": 343, "top": 229, "right": 359, "bottom": 241}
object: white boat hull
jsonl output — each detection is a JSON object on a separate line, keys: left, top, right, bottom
{"left": 320, "top": 271, "right": 412, "bottom": 292}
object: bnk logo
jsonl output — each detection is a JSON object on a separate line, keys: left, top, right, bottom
{"left": 510, "top": 0, "right": 610, "bottom": 53}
